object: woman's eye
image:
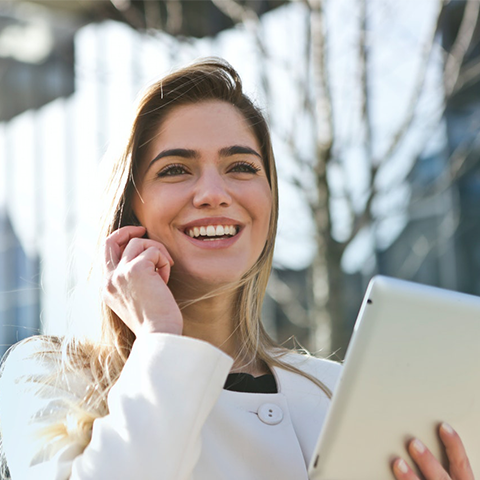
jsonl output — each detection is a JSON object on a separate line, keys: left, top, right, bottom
{"left": 157, "top": 164, "right": 188, "bottom": 177}
{"left": 230, "top": 162, "right": 261, "bottom": 174}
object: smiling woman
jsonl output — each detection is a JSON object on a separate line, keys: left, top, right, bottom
{"left": 0, "top": 58, "right": 474, "bottom": 480}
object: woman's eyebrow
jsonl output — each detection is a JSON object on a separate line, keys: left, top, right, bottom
{"left": 147, "top": 148, "right": 197, "bottom": 171}
{"left": 219, "top": 145, "right": 262, "bottom": 158}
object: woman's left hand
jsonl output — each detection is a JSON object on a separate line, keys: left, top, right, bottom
{"left": 392, "top": 423, "right": 474, "bottom": 480}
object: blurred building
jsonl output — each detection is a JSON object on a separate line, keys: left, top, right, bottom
{"left": 0, "top": 1, "right": 78, "bottom": 355}
{"left": 0, "top": 212, "right": 40, "bottom": 350}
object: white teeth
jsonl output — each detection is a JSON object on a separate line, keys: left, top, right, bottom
{"left": 186, "top": 225, "right": 238, "bottom": 238}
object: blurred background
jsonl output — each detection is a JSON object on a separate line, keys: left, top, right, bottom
{"left": 0, "top": 0, "right": 479, "bottom": 361}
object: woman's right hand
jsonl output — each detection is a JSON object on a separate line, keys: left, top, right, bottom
{"left": 392, "top": 423, "right": 474, "bottom": 480}
{"left": 102, "top": 225, "right": 183, "bottom": 337}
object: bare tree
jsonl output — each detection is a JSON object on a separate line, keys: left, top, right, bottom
{"left": 305, "top": 0, "right": 480, "bottom": 356}
{"left": 210, "top": 0, "right": 480, "bottom": 357}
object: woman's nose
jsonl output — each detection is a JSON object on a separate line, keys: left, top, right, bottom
{"left": 192, "top": 170, "right": 232, "bottom": 208}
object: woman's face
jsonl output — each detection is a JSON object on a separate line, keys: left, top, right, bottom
{"left": 132, "top": 100, "right": 272, "bottom": 290}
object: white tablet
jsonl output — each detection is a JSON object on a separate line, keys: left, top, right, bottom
{"left": 308, "top": 275, "right": 480, "bottom": 480}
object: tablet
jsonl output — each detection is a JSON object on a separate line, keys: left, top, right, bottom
{"left": 308, "top": 275, "right": 480, "bottom": 480}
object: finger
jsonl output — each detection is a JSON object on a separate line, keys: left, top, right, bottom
{"left": 439, "top": 423, "right": 474, "bottom": 480}
{"left": 131, "top": 246, "right": 172, "bottom": 284}
{"left": 407, "top": 438, "right": 450, "bottom": 480}
{"left": 392, "top": 457, "right": 419, "bottom": 480}
{"left": 104, "top": 226, "right": 147, "bottom": 271}
{"left": 121, "top": 238, "right": 174, "bottom": 266}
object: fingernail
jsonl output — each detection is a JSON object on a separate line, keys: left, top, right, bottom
{"left": 412, "top": 439, "right": 426, "bottom": 454}
{"left": 441, "top": 422, "right": 454, "bottom": 435}
{"left": 396, "top": 458, "right": 409, "bottom": 474}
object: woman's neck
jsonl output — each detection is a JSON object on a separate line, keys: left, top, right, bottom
{"left": 179, "top": 290, "right": 239, "bottom": 358}
{"left": 170, "top": 282, "right": 270, "bottom": 376}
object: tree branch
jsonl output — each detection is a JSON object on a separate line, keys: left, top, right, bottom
{"left": 359, "top": 0, "right": 373, "bottom": 163}
{"left": 444, "top": 0, "right": 480, "bottom": 97}
{"left": 377, "top": 0, "right": 444, "bottom": 165}
{"left": 397, "top": 213, "right": 460, "bottom": 279}
{"left": 211, "top": 0, "right": 257, "bottom": 24}
{"left": 408, "top": 123, "right": 480, "bottom": 203}
{"left": 307, "top": 0, "right": 334, "bottom": 153}
{"left": 455, "top": 54, "right": 480, "bottom": 92}
{"left": 267, "top": 270, "right": 311, "bottom": 328}
{"left": 344, "top": 169, "right": 378, "bottom": 246}
{"left": 109, "top": 0, "right": 145, "bottom": 30}
{"left": 165, "top": 0, "right": 183, "bottom": 35}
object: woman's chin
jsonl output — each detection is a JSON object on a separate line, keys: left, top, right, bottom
{"left": 168, "top": 266, "right": 245, "bottom": 296}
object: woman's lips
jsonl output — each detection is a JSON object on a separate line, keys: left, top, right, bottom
{"left": 179, "top": 217, "right": 244, "bottom": 249}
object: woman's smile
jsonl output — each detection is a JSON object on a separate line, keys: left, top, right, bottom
{"left": 180, "top": 216, "right": 243, "bottom": 248}
{"left": 132, "top": 100, "right": 272, "bottom": 288}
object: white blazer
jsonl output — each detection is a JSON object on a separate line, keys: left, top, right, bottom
{"left": 0, "top": 334, "right": 342, "bottom": 480}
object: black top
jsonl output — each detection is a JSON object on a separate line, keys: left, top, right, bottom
{"left": 223, "top": 373, "right": 277, "bottom": 394}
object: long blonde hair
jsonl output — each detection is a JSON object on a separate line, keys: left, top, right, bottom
{"left": 2, "top": 58, "right": 332, "bottom": 461}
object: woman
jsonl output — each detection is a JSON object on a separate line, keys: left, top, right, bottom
{"left": 0, "top": 59, "right": 473, "bottom": 480}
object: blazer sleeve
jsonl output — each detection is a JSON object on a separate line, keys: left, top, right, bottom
{"left": 0, "top": 333, "right": 234, "bottom": 480}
